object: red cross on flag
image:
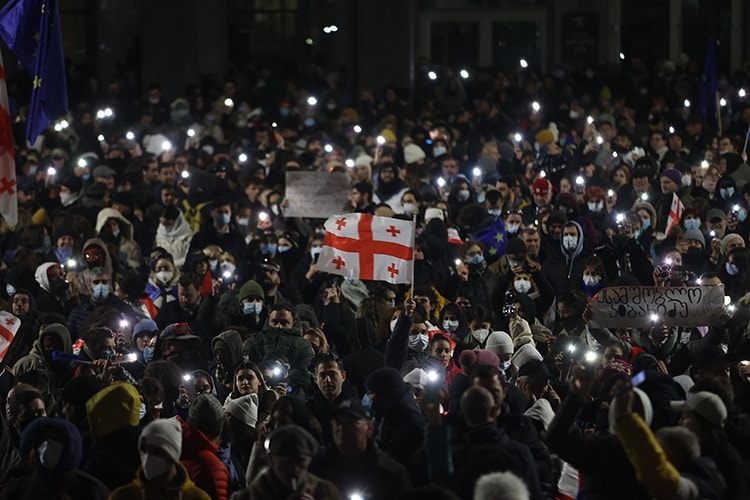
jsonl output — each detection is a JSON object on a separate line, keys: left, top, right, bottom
{"left": 0, "top": 52, "right": 17, "bottom": 228}
{"left": 0, "top": 311, "right": 20, "bottom": 362}
{"left": 665, "top": 192, "right": 684, "bottom": 237}
{"left": 318, "top": 213, "right": 414, "bottom": 284}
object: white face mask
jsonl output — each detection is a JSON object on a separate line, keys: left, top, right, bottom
{"left": 402, "top": 202, "right": 416, "bottom": 215}
{"left": 408, "top": 333, "right": 429, "bottom": 352}
{"left": 155, "top": 271, "right": 173, "bottom": 284}
{"left": 514, "top": 279, "right": 532, "bottom": 293}
{"left": 501, "top": 359, "right": 512, "bottom": 371}
{"left": 582, "top": 274, "right": 601, "bottom": 286}
{"left": 471, "top": 328, "right": 490, "bottom": 344}
{"left": 442, "top": 320, "right": 459, "bottom": 333}
{"left": 562, "top": 235, "right": 578, "bottom": 250}
{"left": 60, "top": 192, "right": 76, "bottom": 207}
{"left": 506, "top": 223, "right": 521, "bottom": 234}
{"left": 681, "top": 174, "right": 693, "bottom": 187}
{"left": 140, "top": 452, "right": 170, "bottom": 480}
{"left": 37, "top": 439, "right": 64, "bottom": 470}
{"left": 209, "top": 259, "right": 219, "bottom": 271}
{"left": 587, "top": 201, "right": 604, "bottom": 213}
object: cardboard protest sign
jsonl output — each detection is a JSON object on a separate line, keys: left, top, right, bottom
{"left": 285, "top": 171, "right": 351, "bottom": 218}
{"left": 589, "top": 286, "right": 726, "bottom": 328}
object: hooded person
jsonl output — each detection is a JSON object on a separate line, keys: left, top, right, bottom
{"left": 542, "top": 220, "right": 590, "bottom": 294}
{"left": 82, "top": 382, "right": 143, "bottom": 490}
{"left": 33, "top": 262, "right": 73, "bottom": 316}
{"left": 210, "top": 329, "right": 245, "bottom": 400}
{"left": 180, "top": 394, "right": 230, "bottom": 500}
{"left": 364, "top": 367, "right": 425, "bottom": 466}
{"left": 110, "top": 418, "right": 210, "bottom": 500}
{"left": 1, "top": 417, "right": 109, "bottom": 499}
{"left": 81, "top": 237, "right": 114, "bottom": 273}
{"left": 218, "top": 279, "right": 266, "bottom": 333}
{"left": 154, "top": 206, "right": 195, "bottom": 267}
{"left": 95, "top": 207, "right": 144, "bottom": 270}
{"left": 13, "top": 323, "right": 74, "bottom": 391}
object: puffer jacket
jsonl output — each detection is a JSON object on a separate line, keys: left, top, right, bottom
{"left": 180, "top": 419, "right": 229, "bottom": 500}
{"left": 154, "top": 212, "right": 194, "bottom": 267}
{"left": 242, "top": 326, "right": 314, "bottom": 389}
{"left": 109, "top": 462, "right": 210, "bottom": 500}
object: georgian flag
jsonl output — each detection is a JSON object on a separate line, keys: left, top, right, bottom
{"left": 318, "top": 213, "right": 414, "bottom": 284}
{"left": 665, "top": 192, "right": 684, "bottom": 237}
{"left": 0, "top": 52, "right": 17, "bottom": 228}
{"left": 0, "top": 311, "right": 20, "bottom": 362}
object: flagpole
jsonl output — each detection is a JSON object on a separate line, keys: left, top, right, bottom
{"left": 743, "top": 121, "right": 750, "bottom": 158}
{"left": 715, "top": 91, "right": 722, "bottom": 136}
{"left": 410, "top": 212, "right": 417, "bottom": 297}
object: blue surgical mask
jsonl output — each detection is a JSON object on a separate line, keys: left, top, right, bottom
{"left": 361, "top": 393, "right": 373, "bottom": 410}
{"left": 720, "top": 187, "right": 735, "bottom": 200}
{"left": 458, "top": 189, "right": 470, "bottom": 202}
{"left": 92, "top": 283, "right": 110, "bottom": 300}
{"left": 280, "top": 108, "right": 291, "bottom": 118}
{"left": 467, "top": 254, "right": 484, "bottom": 265}
{"left": 143, "top": 346, "right": 154, "bottom": 363}
{"left": 277, "top": 245, "right": 291, "bottom": 254}
{"left": 684, "top": 219, "right": 701, "bottom": 230}
{"left": 726, "top": 262, "right": 740, "bottom": 276}
{"left": 55, "top": 247, "right": 73, "bottom": 263}
{"left": 243, "top": 302, "right": 263, "bottom": 316}
{"left": 215, "top": 214, "right": 231, "bottom": 226}
{"left": 641, "top": 218, "right": 651, "bottom": 230}
{"left": 261, "top": 243, "right": 277, "bottom": 255}
{"left": 739, "top": 209, "right": 748, "bottom": 222}
{"left": 433, "top": 146, "right": 447, "bottom": 157}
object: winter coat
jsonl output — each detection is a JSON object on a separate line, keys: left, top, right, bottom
{"left": 310, "top": 439, "right": 411, "bottom": 498}
{"left": 95, "top": 207, "right": 143, "bottom": 270}
{"left": 234, "top": 468, "right": 341, "bottom": 500}
{"left": 109, "top": 462, "right": 210, "bottom": 500}
{"left": 242, "top": 326, "right": 314, "bottom": 389}
{"left": 155, "top": 212, "right": 195, "bottom": 267}
{"left": 180, "top": 419, "right": 229, "bottom": 500}
{"left": 14, "top": 322, "right": 74, "bottom": 388}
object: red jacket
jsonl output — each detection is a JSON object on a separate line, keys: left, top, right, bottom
{"left": 179, "top": 419, "right": 229, "bottom": 500}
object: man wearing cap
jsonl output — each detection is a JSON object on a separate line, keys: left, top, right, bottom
{"left": 239, "top": 425, "right": 340, "bottom": 500}
{"left": 310, "top": 398, "right": 411, "bottom": 498}
{"left": 522, "top": 178, "right": 554, "bottom": 226}
{"left": 680, "top": 228, "right": 710, "bottom": 277}
{"left": 110, "top": 418, "right": 210, "bottom": 499}
{"left": 705, "top": 208, "right": 728, "bottom": 240}
{"left": 93, "top": 165, "right": 117, "bottom": 190}
{"left": 218, "top": 279, "right": 267, "bottom": 333}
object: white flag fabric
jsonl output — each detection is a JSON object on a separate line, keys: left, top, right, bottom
{"left": 0, "top": 52, "right": 17, "bottom": 228}
{"left": 317, "top": 213, "right": 414, "bottom": 284}
{"left": 665, "top": 192, "right": 684, "bottom": 237}
{"left": 0, "top": 311, "right": 20, "bottom": 362}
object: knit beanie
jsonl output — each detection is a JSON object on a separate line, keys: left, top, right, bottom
{"left": 188, "top": 394, "right": 225, "bottom": 438}
{"left": 140, "top": 418, "right": 182, "bottom": 463}
{"left": 720, "top": 233, "right": 745, "bottom": 256}
{"left": 86, "top": 382, "right": 141, "bottom": 440}
{"left": 458, "top": 349, "right": 500, "bottom": 375}
{"left": 485, "top": 331, "right": 513, "bottom": 357}
{"left": 511, "top": 343, "right": 543, "bottom": 370}
{"left": 237, "top": 280, "right": 265, "bottom": 303}
{"left": 404, "top": 143, "right": 426, "bottom": 164}
{"left": 224, "top": 393, "right": 259, "bottom": 428}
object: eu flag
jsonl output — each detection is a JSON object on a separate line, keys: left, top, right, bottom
{"left": 699, "top": 39, "right": 718, "bottom": 131}
{"left": 472, "top": 217, "right": 507, "bottom": 264}
{"left": 0, "top": 0, "right": 68, "bottom": 143}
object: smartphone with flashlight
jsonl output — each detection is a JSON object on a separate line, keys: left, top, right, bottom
{"left": 425, "top": 370, "right": 441, "bottom": 404}
{"left": 631, "top": 371, "right": 646, "bottom": 387}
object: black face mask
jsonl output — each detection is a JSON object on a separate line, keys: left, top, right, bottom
{"left": 686, "top": 247, "right": 701, "bottom": 257}
{"left": 50, "top": 277, "right": 68, "bottom": 294}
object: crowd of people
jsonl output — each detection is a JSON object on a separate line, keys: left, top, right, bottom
{"left": 0, "top": 51, "right": 749, "bottom": 499}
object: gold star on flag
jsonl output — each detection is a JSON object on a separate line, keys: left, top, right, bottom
{"left": 33, "top": 31, "right": 40, "bottom": 42}
{"left": 489, "top": 247, "right": 497, "bottom": 256}
{"left": 494, "top": 231, "right": 504, "bottom": 242}
{"left": 33, "top": 76, "right": 42, "bottom": 88}
{"left": 41, "top": 3, "right": 45, "bottom": 13}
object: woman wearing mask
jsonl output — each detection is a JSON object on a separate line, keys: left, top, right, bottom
{"left": 581, "top": 257, "right": 608, "bottom": 297}
{"left": 145, "top": 255, "right": 180, "bottom": 311}
{"left": 459, "top": 305, "right": 494, "bottom": 350}
{"left": 447, "top": 178, "right": 475, "bottom": 219}
{"left": 154, "top": 206, "right": 194, "bottom": 267}
{"left": 454, "top": 240, "right": 498, "bottom": 313}
{"left": 716, "top": 176, "right": 741, "bottom": 212}
{"left": 583, "top": 186, "right": 607, "bottom": 243}
{"left": 437, "top": 303, "right": 469, "bottom": 343}
{"left": 94, "top": 208, "right": 143, "bottom": 271}
{"left": 543, "top": 220, "right": 591, "bottom": 294}
{"left": 632, "top": 202, "right": 658, "bottom": 263}
{"left": 494, "top": 256, "right": 554, "bottom": 321}
{"left": 718, "top": 246, "right": 750, "bottom": 301}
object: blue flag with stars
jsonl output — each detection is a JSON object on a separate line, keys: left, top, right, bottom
{"left": 0, "top": 0, "right": 68, "bottom": 143}
{"left": 472, "top": 217, "right": 507, "bottom": 264}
